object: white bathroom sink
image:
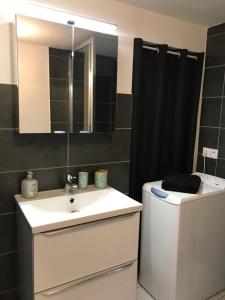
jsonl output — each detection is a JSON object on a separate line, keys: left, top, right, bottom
{"left": 15, "top": 186, "right": 142, "bottom": 233}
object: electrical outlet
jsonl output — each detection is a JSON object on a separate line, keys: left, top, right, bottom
{"left": 202, "top": 147, "right": 218, "bottom": 159}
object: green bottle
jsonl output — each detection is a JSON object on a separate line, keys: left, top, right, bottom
{"left": 21, "top": 170, "right": 38, "bottom": 199}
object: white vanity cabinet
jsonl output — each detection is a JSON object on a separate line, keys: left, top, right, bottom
{"left": 16, "top": 187, "right": 142, "bottom": 300}
{"left": 35, "top": 261, "right": 137, "bottom": 300}
{"left": 34, "top": 213, "right": 139, "bottom": 293}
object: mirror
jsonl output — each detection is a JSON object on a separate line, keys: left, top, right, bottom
{"left": 16, "top": 15, "right": 118, "bottom": 133}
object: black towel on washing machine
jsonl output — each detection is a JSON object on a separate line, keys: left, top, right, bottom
{"left": 161, "top": 174, "right": 201, "bottom": 194}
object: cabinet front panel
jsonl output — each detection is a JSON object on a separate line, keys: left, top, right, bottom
{"left": 34, "top": 213, "right": 139, "bottom": 293}
{"left": 35, "top": 261, "right": 137, "bottom": 300}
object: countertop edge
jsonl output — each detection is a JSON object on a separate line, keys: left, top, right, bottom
{"left": 32, "top": 206, "right": 142, "bottom": 234}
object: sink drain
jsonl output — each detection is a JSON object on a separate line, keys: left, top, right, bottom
{"left": 69, "top": 198, "right": 79, "bottom": 213}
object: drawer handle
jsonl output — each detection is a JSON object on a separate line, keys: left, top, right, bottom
{"left": 41, "top": 213, "right": 136, "bottom": 237}
{"left": 41, "top": 261, "right": 135, "bottom": 296}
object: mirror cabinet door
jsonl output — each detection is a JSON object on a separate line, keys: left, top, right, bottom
{"left": 16, "top": 15, "right": 118, "bottom": 133}
{"left": 94, "top": 34, "right": 117, "bottom": 132}
{"left": 17, "top": 15, "right": 72, "bottom": 133}
{"left": 73, "top": 37, "right": 94, "bottom": 133}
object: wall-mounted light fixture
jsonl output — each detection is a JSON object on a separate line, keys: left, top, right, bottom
{"left": 16, "top": 2, "right": 118, "bottom": 35}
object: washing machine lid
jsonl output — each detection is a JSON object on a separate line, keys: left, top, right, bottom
{"left": 143, "top": 172, "right": 225, "bottom": 205}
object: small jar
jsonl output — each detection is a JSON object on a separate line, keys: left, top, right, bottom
{"left": 95, "top": 169, "right": 108, "bottom": 189}
{"left": 78, "top": 171, "right": 88, "bottom": 189}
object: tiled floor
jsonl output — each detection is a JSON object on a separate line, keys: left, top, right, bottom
{"left": 137, "top": 285, "right": 154, "bottom": 300}
{"left": 136, "top": 285, "right": 225, "bottom": 300}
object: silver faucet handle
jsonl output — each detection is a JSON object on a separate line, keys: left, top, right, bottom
{"left": 67, "top": 174, "right": 77, "bottom": 184}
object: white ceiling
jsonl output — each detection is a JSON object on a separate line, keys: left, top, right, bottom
{"left": 116, "top": 0, "right": 225, "bottom": 26}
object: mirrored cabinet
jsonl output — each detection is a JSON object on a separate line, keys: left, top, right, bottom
{"left": 15, "top": 15, "right": 118, "bottom": 133}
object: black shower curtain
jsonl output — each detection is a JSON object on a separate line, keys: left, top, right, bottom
{"left": 129, "top": 38, "right": 204, "bottom": 201}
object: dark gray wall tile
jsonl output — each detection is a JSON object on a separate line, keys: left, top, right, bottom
{"left": 0, "top": 172, "right": 24, "bottom": 214}
{"left": 74, "top": 101, "right": 84, "bottom": 123}
{"left": 197, "top": 22, "right": 225, "bottom": 178}
{"left": 0, "top": 288, "right": 19, "bottom": 300}
{"left": 51, "top": 122, "right": 69, "bottom": 132}
{"left": 203, "top": 66, "right": 225, "bottom": 97}
{"left": 198, "top": 127, "right": 219, "bottom": 153}
{"left": 49, "top": 55, "right": 69, "bottom": 79}
{"left": 69, "top": 129, "right": 131, "bottom": 166}
{"left": 0, "top": 213, "right": 16, "bottom": 255}
{"left": 208, "top": 24, "right": 225, "bottom": 37}
{"left": 220, "top": 98, "right": 225, "bottom": 127}
{"left": 0, "top": 252, "right": 17, "bottom": 292}
{"left": 0, "top": 131, "right": 67, "bottom": 172}
{"left": 206, "top": 33, "right": 225, "bottom": 67}
{"left": 50, "top": 101, "right": 69, "bottom": 123}
{"left": 50, "top": 78, "right": 69, "bottom": 101}
{"left": 216, "top": 159, "right": 225, "bottom": 178}
{"left": 116, "top": 94, "right": 133, "bottom": 128}
{"left": 95, "top": 103, "right": 116, "bottom": 123}
{"left": 107, "top": 162, "right": 130, "bottom": 193}
{"left": 73, "top": 81, "right": 84, "bottom": 102}
{"left": 200, "top": 98, "right": 222, "bottom": 127}
{"left": 0, "top": 84, "right": 17, "bottom": 129}
{"left": 73, "top": 122, "right": 85, "bottom": 132}
{"left": 95, "top": 123, "right": 115, "bottom": 132}
{"left": 49, "top": 48, "right": 70, "bottom": 57}
{"left": 35, "top": 167, "right": 67, "bottom": 191}
{"left": 218, "top": 129, "right": 225, "bottom": 158}
{"left": 196, "top": 155, "right": 216, "bottom": 176}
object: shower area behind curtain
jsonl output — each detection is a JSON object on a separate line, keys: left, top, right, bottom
{"left": 129, "top": 38, "right": 204, "bottom": 201}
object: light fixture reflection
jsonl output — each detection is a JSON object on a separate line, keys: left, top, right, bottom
{"left": 17, "top": 19, "right": 39, "bottom": 38}
{"left": 16, "top": 2, "right": 118, "bottom": 35}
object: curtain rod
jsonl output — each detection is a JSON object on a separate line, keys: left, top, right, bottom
{"left": 142, "top": 40, "right": 199, "bottom": 60}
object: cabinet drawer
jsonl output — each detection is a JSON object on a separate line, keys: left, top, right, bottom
{"left": 35, "top": 261, "right": 137, "bottom": 300}
{"left": 34, "top": 213, "right": 140, "bottom": 293}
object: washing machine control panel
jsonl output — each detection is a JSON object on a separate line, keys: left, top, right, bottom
{"left": 151, "top": 187, "right": 169, "bottom": 198}
{"left": 194, "top": 172, "right": 225, "bottom": 190}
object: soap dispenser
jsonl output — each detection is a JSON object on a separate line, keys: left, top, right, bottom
{"left": 21, "top": 170, "right": 38, "bottom": 199}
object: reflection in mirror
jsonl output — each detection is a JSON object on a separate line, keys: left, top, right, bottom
{"left": 17, "top": 15, "right": 72, "bottom": 133}
{"left": 16, "top": 15, "right": 118, "bottom": 133}
{"left": 74, "top": 37, "right": 94, "bottom": 133}
{"left": 94, "top": 34, "right": 117, "bottom": 132}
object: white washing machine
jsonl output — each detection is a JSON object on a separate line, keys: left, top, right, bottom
{"left": 139, "top": 172, "right": 225, "bottom": 300}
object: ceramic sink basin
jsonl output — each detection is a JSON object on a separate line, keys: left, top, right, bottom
{"left": 15, "top": 186, "right": 142, "bottom": 233}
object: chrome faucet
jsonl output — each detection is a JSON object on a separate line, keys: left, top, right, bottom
{"left": 64, "top": 174, "right": 78, "bottom": 194}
